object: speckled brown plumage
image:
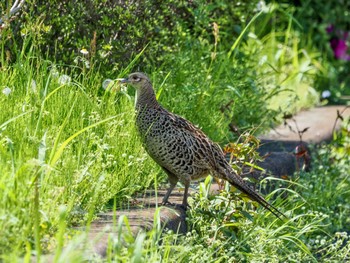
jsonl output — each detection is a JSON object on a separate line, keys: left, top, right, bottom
{"left": 120, "top": 72, "right": 285, "bottom": 219}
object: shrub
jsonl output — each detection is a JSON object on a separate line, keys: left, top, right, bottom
{"left": 5, "top": 0, "right": 261, "bottom": 74}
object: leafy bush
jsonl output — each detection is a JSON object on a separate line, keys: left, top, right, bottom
{"left": 7, "top": 0, "right": 261, "bottom": 74}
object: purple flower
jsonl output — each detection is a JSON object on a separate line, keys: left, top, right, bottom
{"left": 330, "top": 38, "right": 350, "bottom": 60}
{"left": 327, "top": 25, "right": 350, "bottom": 61}
{"left": 326, "top": 24, "right": 334, "bottom": 34}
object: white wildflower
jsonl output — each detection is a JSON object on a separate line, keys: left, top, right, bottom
{"left": 120, "top": 85, "right": 127, "bottom": 92}
{"left": 103, "top": 79, "right": 127, "bottom": 92}
{"left": 50, "top": 67, "right": 60, "bottom": 78}
{"left": 2, "top": 87, "right": 11, "bottom": 96}
{"left": 102, "top": 79, "right": 114, "bottom": 90}
{"left": 256, "top": 0, "right": 268, "bottom": 12}
{"left": 84, "top": 60, "right": 90, "bottom": 69}
{"left": 58, "top": 75, "right": 71, "bottom": 85}
{"left": 80, "top": 48, "right": 89, "bottom": 55}
{"left": 321, "top": 90, "right": 331, "bottom": 98}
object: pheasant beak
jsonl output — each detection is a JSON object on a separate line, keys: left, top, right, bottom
{"left": 116, "top": 78, "right": 129, "bottom": 83}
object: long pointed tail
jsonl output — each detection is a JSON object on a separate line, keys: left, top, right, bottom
{"left": 225, "top": 170, "right": 287, "bottom": 220}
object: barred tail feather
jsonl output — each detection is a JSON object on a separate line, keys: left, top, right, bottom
{"left": 226, "top": 171, "right": 287, "bottom": 220}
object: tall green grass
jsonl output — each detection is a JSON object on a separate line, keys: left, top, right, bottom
{"left": 0, "top": 55, "right": 161, "bottom": 256}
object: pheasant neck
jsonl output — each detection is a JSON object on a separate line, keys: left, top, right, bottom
{"left": 135, "top": 82, "right": 159, "bottom": 110}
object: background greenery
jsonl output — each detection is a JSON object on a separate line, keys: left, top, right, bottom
{"left": 3, "top": 0, "right": 349, "bottom": 140}
{"left": 0, "top": 0, "right": 349, "bottom": 261}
